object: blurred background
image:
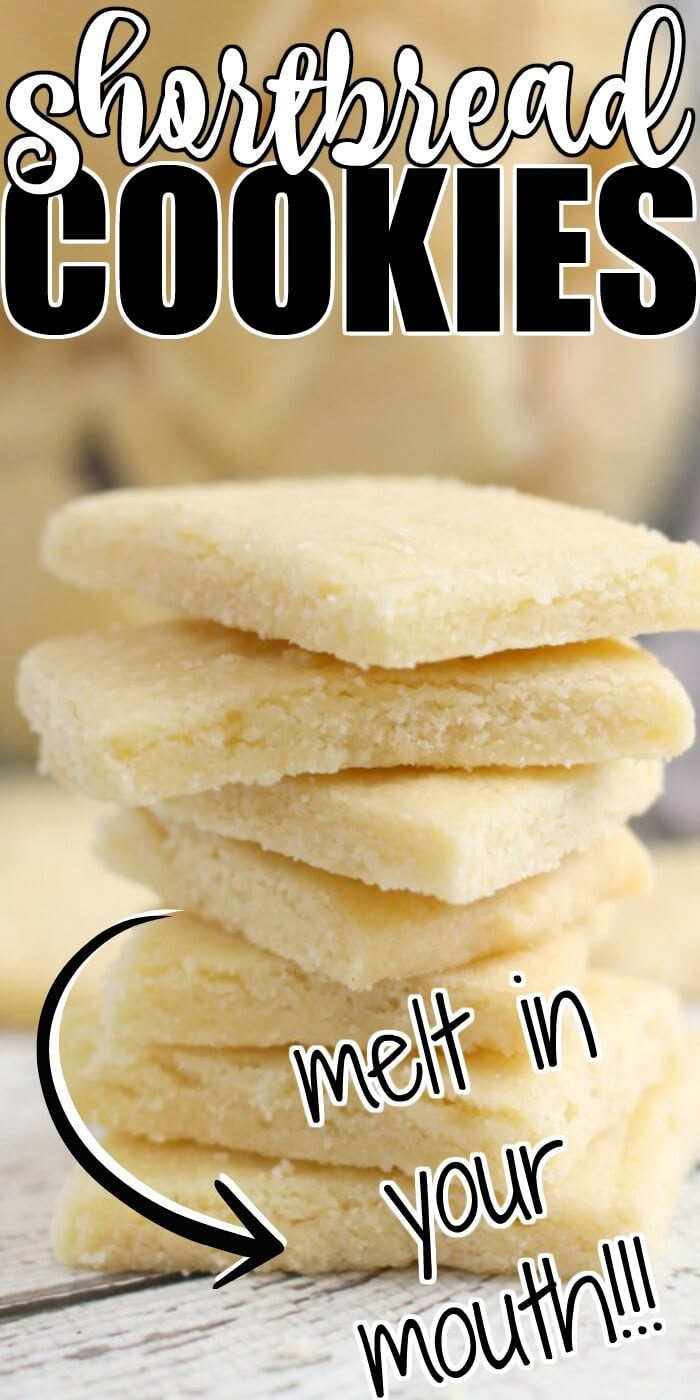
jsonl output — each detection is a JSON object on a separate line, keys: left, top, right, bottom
{"left": 0, "top": 0, "right": 698, "bottom": 1022}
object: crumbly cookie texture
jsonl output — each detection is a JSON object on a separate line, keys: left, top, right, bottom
{"left": 101, "top": 910, "right": 601, "bottom": 1058}
{"left": 41, "top": 478, "right": 700, "bottom": 667}
{"left": 0, "top": 774, "right": 153, "bottom": 1026}
{"left": 51, "top": 1042, "right": 700, "bottom": 1277}
{"left": 17, "top": 623, "right": 693, "bottom": 802}
{"left": 155, "top": 761, "right": 662, "bottom": 904}
{"left": 101, "top": 815, "right": 650, "bottom": 988}
{"left": 595, "top": 840, "right": 700, "bottom": 997}
{"left": 63, "top": 975, "right": 683, "bottom": 1174}
{"left": 0, "top": 459, "right": 159, "bottom": 757}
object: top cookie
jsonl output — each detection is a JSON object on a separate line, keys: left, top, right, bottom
{"left": 43, "top": 478, "right": 700, "bottom": 667}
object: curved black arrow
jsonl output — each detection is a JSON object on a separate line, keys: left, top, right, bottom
{"left": 36, "top": 909, "right": 286, "bottom": 1288}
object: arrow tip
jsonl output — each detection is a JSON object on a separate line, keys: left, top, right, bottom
{"left": 212, "top": 1173, "right": 287, "bottom": 1288}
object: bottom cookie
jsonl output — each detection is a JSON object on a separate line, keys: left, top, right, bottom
{"left": 54, "top": 1041, "right": 698, "bottom": 1278}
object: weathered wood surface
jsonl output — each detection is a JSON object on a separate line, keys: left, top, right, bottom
{"left": 1, "top": 1030, "right": 698, "bottom": 1399}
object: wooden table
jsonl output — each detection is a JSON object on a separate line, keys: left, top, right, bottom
{"left": 1, "top": 1029, "right": 698, "bottom": 1399}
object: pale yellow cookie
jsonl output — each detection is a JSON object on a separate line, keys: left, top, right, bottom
{"left": 594, "top": 841, "right": 700, "bottom": 998}
{"left": 156, "top": 762, "right": 663, "bottom": 904}
{"left": 0, "top": 773, "right": 154, "bottom": 1026}
{"left": 0, "top": 461, "right": 156, "bottom": 756}
{"left": 42, "top": 480, "right": 700, "bottom": 666}
{"left": 102, "top": 910, "right": 602, "bottom": 1058}
{"left": 101, "top": 814, "right": 650, "bottom": 988}
{"left": 17, "top": 624, "right": 692, "bottom": 801}
{"left": 52, "top": 1042, "right": 700, "bottom": 1277}
{"left": 65, "top": 975, "right": 683, "bottom": 1174}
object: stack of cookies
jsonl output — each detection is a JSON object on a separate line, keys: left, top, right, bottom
{"left": 18, "top": 478, "right": 700, "bottom": 1278}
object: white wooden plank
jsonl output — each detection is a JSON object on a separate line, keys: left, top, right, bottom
{"left": 1, "top": 1218, "right": 699, "bottom": 1400}
{"left": 0, "top": 1031, "right": 121, "bottom": 1301}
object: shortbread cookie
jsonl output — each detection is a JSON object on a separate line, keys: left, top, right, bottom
{"left": 52, "top": 1043, "right": 700, "bottom": 1277}
{"left": 0, "top": 774, "right": 154, "bottom": 1026}
{"left": 102, "top": 911, "right": 601, "bottom": 1057}
{"left": 17, "top": 624, "right": 692, "bottom": 800}
{"left": 65, "top": 976, "right": 682, "bottom": 1173}
{"left": 0, "top": 460, "right": 157, "bottom": 756}
{"left": 156, "top": 762, "right": 662, "bottom": 904}
{"left": 595, "top": 841, "right": 700, "bottom": 997}
{"left": 102, "top": 814, "right": 650, "bottom": 987}
{"left": 42, "top": 479, "right": 700, "bottom": 666}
